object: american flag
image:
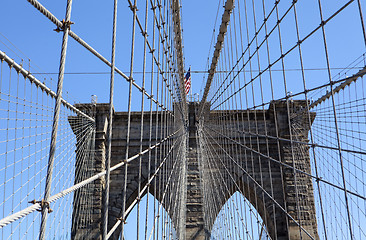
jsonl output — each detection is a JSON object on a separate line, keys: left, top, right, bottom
{"left": 184, "top": 67, "right": 191, "bottom": 95}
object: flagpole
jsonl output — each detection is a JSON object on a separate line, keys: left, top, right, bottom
{"left": 189, "top": 65, "right": 191, "bottom": 103}
{"left": 189, "top": 65, "right": 191, "bottom": 102}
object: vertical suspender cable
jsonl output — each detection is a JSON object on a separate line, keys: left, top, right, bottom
{"left": 120, "top": 0, "right": 138, "bottom": 238}
{"left": 137, "top": 0, "right": 149, "bottom": 238}
{"left": 39, "top": 1, "right": 73, "bottom": 239}
{"left": 317, "top": 0, "right": 354, "bottom": 238}
{"left": 103, "top": 0, "right": 119, "bottom": 239}
{"left": 292, "top": 3, "right": 328, "bottom": 238}
{"left": 145, "top": 0, "right": 157, "bottom": 238}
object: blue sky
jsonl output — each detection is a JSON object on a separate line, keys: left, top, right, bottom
{"left": 0, "top": 1, "right": 223, "bottom": 239}
{"left": 0, "top": 0, "right": 223, "bottom": 110}
{"left": 1, "top": 0, "right": 365, "bottom": 109}
{"left": 1, "top": 0, "right": 366, "bottom": 239}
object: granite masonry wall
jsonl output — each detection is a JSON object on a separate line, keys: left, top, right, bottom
{"left": 69, "top": 101, "right": 319, "bottom": 239}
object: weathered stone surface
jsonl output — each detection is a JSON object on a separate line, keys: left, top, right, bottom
{"left": 69, "top": 100, "right": 319, "bottom": 240}
{"left": 197, "top": 101, "right": 319, "bottom": 240}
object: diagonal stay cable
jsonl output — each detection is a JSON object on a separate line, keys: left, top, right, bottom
{"left": 25, "top": 0, "right": 172, "bottom": 114}
{"left": 204, "top": 125, "right": 366, "bottom": 201}
{"left": 146, "top": 134, "right": 186, "bottom": 240}
{"left": 200, "top": 129, "right": 268, "bottom": 239}
{"left": 210, "top": 68, "right": 366, "bottom": 116}
{"left": 210, "top": 0, "right": 356, "bottom": 111}
{"left": 204, "top": 122, "right": 366, "bottom": 156}
{"left": 0, "top": 50, "right": 94, "bottom": 122}
{"left": 202, "top": 127, "right": 316, "bottom": 240}
{"left": 126, "top": 0, "right": 178, "bottom": 102}
{"left": 308, "top": 66, "right": 366, "bottom": 109}
{"left": 0, "top": 127, "right": 182, "bottom": 228}
{"left": 106, "top": 133, "right": 185, "bottom": 238}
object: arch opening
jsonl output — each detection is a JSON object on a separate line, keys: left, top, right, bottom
{"left": 210, "top": 191, "right": 271, "bottom": 240}
{"left": 121, "top": 192, "right": 177, "bottom": 240}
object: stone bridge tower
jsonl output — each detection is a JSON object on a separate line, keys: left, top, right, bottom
{"left": 69, "top": 100, "right": 319, "bottom": 239}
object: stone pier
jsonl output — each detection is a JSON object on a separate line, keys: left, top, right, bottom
{"left": 69, "top": 100, "right": 319, "bottom": 239}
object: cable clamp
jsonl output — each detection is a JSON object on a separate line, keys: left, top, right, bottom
{"left": 7, "top": 59, "right": 14, "bottom": 69}
{"left": 315, "top": 177, "right": 322, "bottom": 183}
{"left": 141, "top": 31, "right": 148, "bottom": 37}
{"left": 54, "top": 19, "right": 74, "bottom": 32}
{"left": 116, "top": 217, "right": 127, "bottom": 224}
{"left": 128, "top": 76, "right": 135, "bottom": 83}
{"left": 129, "top": 4, "right": 138, "bottom": 11}
{"left": 29, "top": 199, "right": 53, "bottom": 213}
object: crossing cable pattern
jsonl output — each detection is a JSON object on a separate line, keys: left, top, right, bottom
{"left": 0, "top": 0, "right": 187, "bottom": 239}
{"left": 1, "top": 0, "right": 366, "bottom": 239}
{"left": 198, "top": 0, "right": 366, "bottom": 239}
{"left": 0, "top": 48, "right": 96, "bottom": 239}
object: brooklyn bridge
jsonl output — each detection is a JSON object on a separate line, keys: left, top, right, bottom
{"left": 1, "top": 0, "right": 366, "bottom": 239}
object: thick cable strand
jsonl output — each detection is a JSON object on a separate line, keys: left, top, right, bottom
{"left": 39, "top": 1, "right": 73, "bottom": 239}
